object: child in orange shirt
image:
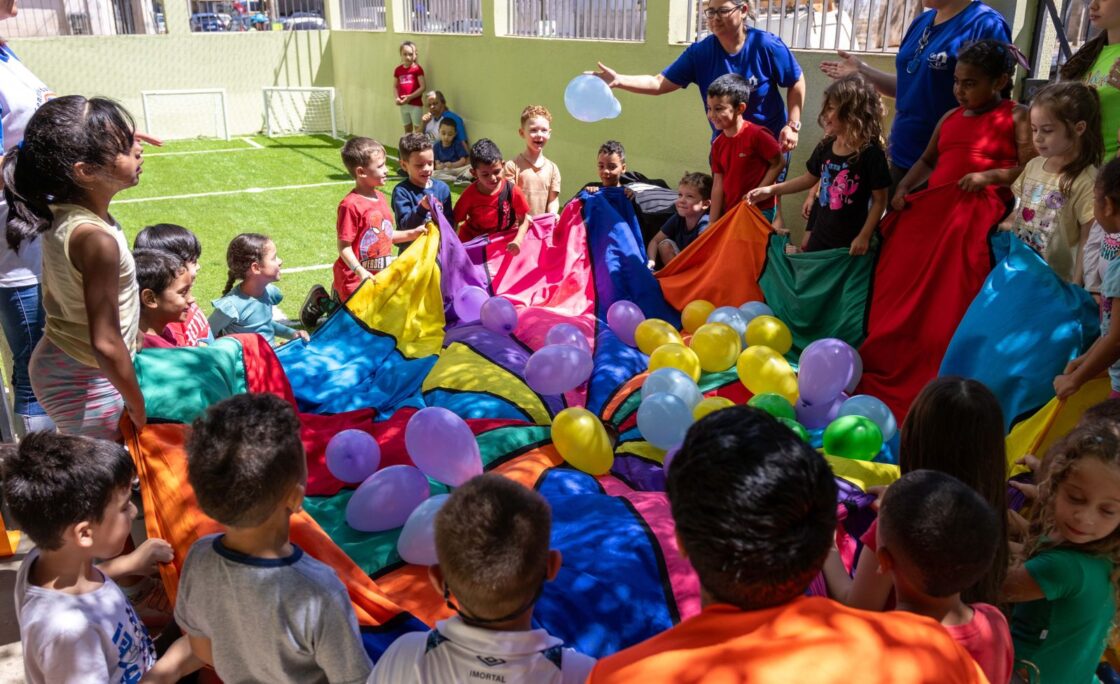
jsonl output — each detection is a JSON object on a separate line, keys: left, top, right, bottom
{"left": 453, "top": 139, "right": 531, "bottom": 253}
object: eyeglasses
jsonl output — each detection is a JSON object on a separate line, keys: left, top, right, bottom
{"left": 703, "top": 4, "right": 743, "bottom": 19}
{"left": 905, "top": 26, "right": 932, "bottom": 74}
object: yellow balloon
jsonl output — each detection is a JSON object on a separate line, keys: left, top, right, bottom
{"left": 551, "top": 407, "right": 614, "bottom": 475}
{"left": 693, "top": 396, "right": 735, "bottom": 421}
{"left": 736, "top": 345, "right": 798, "bottom": 404}
{"left": 635, "top": 319, "right": 683, "bottom": 356}
{"left": 745, "top": 315, "right": 793, "bottom": 354}
{"left": 649, "top": 343, "right": 702, "bottom": 382}
{"left": 681, "top": 300, "right": 715, "bottom": 334}
{"left": 689, "top": 322, "right": 742, "bottom": 372}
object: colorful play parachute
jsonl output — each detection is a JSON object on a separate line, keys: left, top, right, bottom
{"left": 129, "top": 185, "right": 1102, "bottom": 662}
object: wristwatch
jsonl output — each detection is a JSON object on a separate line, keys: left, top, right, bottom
{"left": 786, "top": 120, "right": 802, "bottom": 132}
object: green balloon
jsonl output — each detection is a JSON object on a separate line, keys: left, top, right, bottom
{"left": 747, "top": 392, "right": 796, "bottom": 420}
{"left": 777, "top": 417, "right": 810, "bottom": 442}
{"left": 823, "top": 415, "right": 883, "bottom": 461}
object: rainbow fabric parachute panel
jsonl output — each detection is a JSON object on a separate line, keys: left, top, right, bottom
{"left": 129, "top": 187, "right": 1105, "bottom": 663}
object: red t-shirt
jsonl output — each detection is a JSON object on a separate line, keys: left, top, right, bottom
{"left": 141, "top": 331, "right": 176, "bottom": 349}
{"left": 588, "top": 597, "right": 989, "bottom": 684}
{"left": 393, "top": 63, "right": 425, "bottom": 106}
{"left": 453, "top": 180, "right": 529, "bottom": 243}
{"left": 711, "top": 121, "right": 782, "bottom": 211}
{"left": 333, "top": 190, "right": 395, "bottom": 299}
{"left": 164, "top": 303, "right": 211, "bottom": 346}
{"left": 944, "top": 603, "right": 1014, "bottom": 684}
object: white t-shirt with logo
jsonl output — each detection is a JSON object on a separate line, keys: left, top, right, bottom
{"left": 0, "top": 44, "right": 50, "bottom": 287}
{"left": 14, "top": 548, "right": 157, "bottom": 684}
{"left": 367, "top": 616, "right": 595, "bottom": 684}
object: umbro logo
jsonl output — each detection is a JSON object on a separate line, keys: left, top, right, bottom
{"left": 476, "top": 656, "right": 507, "bottom": 667}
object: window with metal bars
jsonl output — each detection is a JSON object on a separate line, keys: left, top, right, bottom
{"left": 506, "top": 0, "right": 645, "bottom": 41}
{"left": 402, "top": 0, "right": 482, "bottom": 34}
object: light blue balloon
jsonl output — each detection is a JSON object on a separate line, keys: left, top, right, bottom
{"left": 637, "top": 392, "right": 694, "bottom": 450}
{"left": 707, "top": 306, "right": 748, "bottom": 341}
{"left": 396, "top": 494, "right": 450, "bottom": 566}
{"left": 641, "top": 367, "right": 703, "bottom": 409}
{"left": 738, "top": 301, "right": 773, "bottom": 324}
{"left": 564, "top": 74, "right": 622, "bottom": 123}
{"left": 837, "top": 394, "right": 898, "bottom": 443}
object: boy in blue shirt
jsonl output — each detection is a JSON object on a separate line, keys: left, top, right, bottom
{"left": 391, "top": 132, "right": 454, "bottom": 251}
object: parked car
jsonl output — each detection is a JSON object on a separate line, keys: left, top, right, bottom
{"left": 283, "top": 11, "right": 326, "bottom": 29}
{"left": 190, "top": 12, "right": 225, "bottom": 31}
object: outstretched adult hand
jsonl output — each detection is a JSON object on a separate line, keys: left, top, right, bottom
{"left": 589, "top": 62, "right": 620, "bottom": 88}
{"left": 819, "top": 50, "right": 862, "bottom": 80}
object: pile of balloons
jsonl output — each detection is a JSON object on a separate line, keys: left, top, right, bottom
{"left": 564, "top": 74, "right": 622, "bottom": 123}
{"left": 331, "top": 408, "right": 484, "bottom": 564}
{"left": 525, "top": 323, "right": 595, "bottom": 396}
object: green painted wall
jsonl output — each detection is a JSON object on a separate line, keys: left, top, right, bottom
{"left": 11, "top": 31, "right": 333, "bottom": 136}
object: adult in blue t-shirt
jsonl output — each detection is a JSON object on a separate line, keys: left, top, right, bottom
{"left": 421, "top": 90, "right": 469, "bottom": 147}
{"left": 593, "top": 0, "right": 805, "bottom": 151}
{"left": 819, "top": 0, "right": 1010, "bottom": 186}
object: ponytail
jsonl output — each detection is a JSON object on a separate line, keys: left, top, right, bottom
{"left": 222, "top": 272, "right": 237, "bottom": 296}
{"left": 222, "top": 232, "right": 270, "bottom": 296}
{"left": 3, "top": 143, "right": 54, "bottom": 251}
{"left": 1060, "top": 31, "right": 1108, "bottom": 83}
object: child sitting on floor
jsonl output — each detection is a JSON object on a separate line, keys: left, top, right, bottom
{"left": 747, "top": 74, "right": 890, "bottom": 255}
{"left": 504, "top": 105, "right": 561, "bottom": 216}
{"left": 369, "top": 474, "right": 595, "bottom": 683}
{"left": 4, "top": 432, "right": 197, "bottom": 683}
{"left": 646, "top": 172, "right": 712, "bottom": 269}
{"left": 878, "top": 470, "right": 1013, "bottom": 684}
{"left": 176, "top": 393, "right": 372, "bottom": 683}
{"left": 453, "top": 138, "right": 532, "bottom": 253}
{"left": 587, "top": 407, "right": 987, "bottom": 683}
{"left": 133, "top": 248, "right": 195, "bottom": 349}
{"left": 209, "top": 233, "right": 309, "bottom": 346}
{"left": 133, "top": 223, "right": 212, "bottom": 346}
{"left": 434, "top": 118, "right": 469, "bottom": 171}
{"left": 706, "top": 73, "right": 783, "bottom": 223}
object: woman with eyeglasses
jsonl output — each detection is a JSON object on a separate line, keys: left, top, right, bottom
{"left": 819, "top": 0, "right": 1011, "bottom": 191}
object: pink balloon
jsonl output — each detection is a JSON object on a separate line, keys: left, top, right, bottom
{"left": 798, "top": 339, "right": 859, "bottom": 406}
{"left": 524, "top": 344, "right": 593, "bottom": 395}
{"left": 480, "top": 297, "right": 518, "bottom": 334}
{"left": 545, "top": 322, "right": 592, "bottom": 353}
{"left": 607, "top": 300, "right": 645, "bottom": 347}
{"left": 345, "top": 465, "right": 430, "bottom": 532}
{"left": 325, "top": 429, "right": 381, "bottom": 483}
{"left": 453, "top": 286, "right": 489, "bottom": 322}
{"left": 795, "top": 393, "right": 848, "bottom": 430}
{"left": 404, "top": 407, "right": 483, "bottom": 486}
{"left": 662, "top": 443, "right": 682, "bottom": 472}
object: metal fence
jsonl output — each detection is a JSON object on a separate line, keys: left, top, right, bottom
{"left": 401, "top": 0, "right": 482, "bottom": 33}
{"left": 506, "top": 0, "right": 645, "bottom": 41}
{"left": 340, "top": 0, "right": 385, "bottom": 29}
{"left": 687, "top": 0, "right": 924, "bottom": 53}
{"left": 1, "top": 0, "right": 159, "bottom": 36}
{"left": 187, "top": 0, "right": 326, "bottom": 32}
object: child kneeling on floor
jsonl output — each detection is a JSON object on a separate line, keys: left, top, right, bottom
{"left": 368, "top": 474, "right": 596, "bottom": 683}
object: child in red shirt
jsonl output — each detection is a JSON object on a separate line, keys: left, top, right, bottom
{"left": 453, "top": 139, "right": 532, "bottom": 253}
{"left": 134, "top": 248, "right": 195, "bottom": 350}
{"left": 133, "top": 223, "right": 212, "bottom": 346}
{"left": 393, "top": 41, "right": 425, "bottom": 134}
{"left": 707, "top": 73, "right": 784, "bottom": 223}
{"left": 877, "top": 470, "right": 1014, "bottom": 684}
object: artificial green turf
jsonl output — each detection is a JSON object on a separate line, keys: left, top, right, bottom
{"left": 114, "top": 134, "right": 461, "bottom": 320}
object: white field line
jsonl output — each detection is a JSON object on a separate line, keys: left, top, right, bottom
{"left": 144, "top": 146, "right": 268, "bottom": 157}
{"left": 117, "top": 180, "right": 353, "bottom": 204}
{"left": 241, "top": 137, "right": 264, "bottom": 148}
{"left": 285, "top": 263, "right": 333, "bottom": 273}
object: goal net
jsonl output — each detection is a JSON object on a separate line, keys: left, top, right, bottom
{"left": 140, "top": 89, "right": 230, "bottom": 141}
{"left": 263, "top": 87, "right": 338, "bottom": 139}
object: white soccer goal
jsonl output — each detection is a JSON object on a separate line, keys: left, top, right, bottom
{"left": 140, "top": 89, "right": 230, "bottom": 141}
{"left": 262, "top": 87, "right": 339, "bottom": 139}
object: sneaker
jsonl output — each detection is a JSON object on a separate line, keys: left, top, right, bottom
{"left": 300, "top": 284, "right": 331, "bottom": 329}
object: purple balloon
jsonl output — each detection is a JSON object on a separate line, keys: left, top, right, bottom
{"left": 325, "top": 429, "right": 381, "bottom": 483}
{"left": 345, "top": 465, "right": 430, "bottom": 532}
{"left": 404, "top": 407, "right": 483, "bottom": 486}
{"left": 846, "top": 350, "right": 864, "bottom": 394}
{"left": 795, "top": 393, "right": 848, "bottom": 430}
{"left": 545, "top": 322, "right": 592, "bottom": 353}
{"left": 453, "top": 285, "right": 489, "bottom": 323}
{"left": 524, "top": 344, "right": 594, "bottom": 395}
{"left": 480, "top": 297, "right": 519, "bottom": 334}
{"left": 798, "top": 339, "right": 859, "bottom": 405}
{"left": 662, "top": 443, "right": 682, "bottom": 472}
{"left": 397, "top": 493, "right": 450, "bottom": 565}
{"left": 607, "top": 300, "right": 645, "bottom": 347}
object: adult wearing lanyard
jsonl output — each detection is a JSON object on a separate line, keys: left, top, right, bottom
{"left": 593, "top": 0, "right": 805, "bottom": 224}
{"left": 819, "top": 0, "right": 1011, "bottom": 190}
{"left": 0, "top": 0, "right": 54, "bottom": 435}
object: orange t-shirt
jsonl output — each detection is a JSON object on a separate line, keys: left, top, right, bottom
{"left": 587, "top": 597, "right": 990, "bottom": 684}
